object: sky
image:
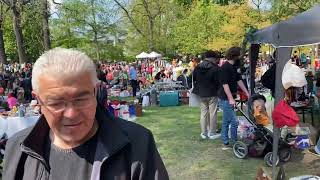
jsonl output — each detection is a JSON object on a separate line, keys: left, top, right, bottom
{"left": 249, "top": 0, "right": 272, "bottom": 10}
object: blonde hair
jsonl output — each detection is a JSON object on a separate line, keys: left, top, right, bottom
{"left": 32, "top": 48, "right": 98, "bottom": 92}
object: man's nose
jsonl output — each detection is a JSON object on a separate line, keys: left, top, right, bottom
{"left": 63, "top": 103, "right": 79, "bottom": 118}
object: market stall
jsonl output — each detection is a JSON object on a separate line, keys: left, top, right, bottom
{"left": 136, "top": 52, "right": 149, "bottom": 59}
{"left": 139, "top": 81, "right": 188, "bottom": 107}
{"left": 247, "top": 4, "right": 320, "bottom": 178}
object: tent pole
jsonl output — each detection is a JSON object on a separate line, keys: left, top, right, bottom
{"left": 249, "top": 44, "right": 260, "bottom": 94}
{"left": 272, "top": 47, "right": 293, "bottom": 179}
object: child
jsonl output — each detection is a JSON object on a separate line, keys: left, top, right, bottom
{"left": 7, "top": 93, "right": 17, "bottom": 109}
{"left": 253, "top": 98, "right": 270, "bottom": 127}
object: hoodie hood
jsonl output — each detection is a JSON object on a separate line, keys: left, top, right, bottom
{"left": 197, "top": 60, "right": 216, "bottom": 72}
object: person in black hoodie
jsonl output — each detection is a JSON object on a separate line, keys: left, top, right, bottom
{"left": 192, "top": 50, "right": 221, "bottom": 140}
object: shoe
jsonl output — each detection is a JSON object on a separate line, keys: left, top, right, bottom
{"left": 222, "top": 142, "right": 230, "bottom": 150}
{"left": 208, "top": 133, "right": 221, "bottom": 140}
{"left": 200, "top": 133, "right": 207, "bottom": 139}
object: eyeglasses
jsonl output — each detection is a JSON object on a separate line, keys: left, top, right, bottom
{"left": 37, "top": 92, "right": 95, "bottom": 113}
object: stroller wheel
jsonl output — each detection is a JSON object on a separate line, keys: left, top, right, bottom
{"left": 233, "top": 141, "right": 248, "bottom": 159}
{"left": 264, "top": 152, "right": 279, "bottom": 167}
{"left": 279, "top": 148, "right": 292, "bottom": 162}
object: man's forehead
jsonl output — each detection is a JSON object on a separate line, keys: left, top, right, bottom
{"left": 37, "top": 73, "right": 94, "bottom": 92}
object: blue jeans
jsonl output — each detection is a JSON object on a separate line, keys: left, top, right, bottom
{"left": 220, "top": 99, "right": 238, "bottom": 144}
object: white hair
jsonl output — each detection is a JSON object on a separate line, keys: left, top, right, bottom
{"left": 32, "top": 48, "right": 98, "bottom": 92}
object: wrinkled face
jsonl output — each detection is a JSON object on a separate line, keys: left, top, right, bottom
{"left": 34, "top": 72, "right": 97, "bottom": 144}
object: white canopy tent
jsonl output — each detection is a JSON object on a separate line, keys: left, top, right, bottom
{"left": 136, "top": 52, "right": 149, "bottom": 59}
{"left": 148, "top": 51, "right": 162, "bottom": 58}
{"left": 248, "top": 4, "right": 320, "bottom": 179}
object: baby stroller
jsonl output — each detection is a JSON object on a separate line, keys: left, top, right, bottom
{"left": 233, "top": 94, "right": 293, "bottom": 167}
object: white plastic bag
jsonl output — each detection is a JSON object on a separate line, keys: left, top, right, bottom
{"left": 189, "top": 74, "right": 200, "bottom": 107}
{"left": 282, "top": 62, "right": 307, "bottom": 90}
{"left": 142, "top": 95, "right": 150, "bottom": 107}
{"left": 290, "top": 175, "right": 320, "bottom": 180}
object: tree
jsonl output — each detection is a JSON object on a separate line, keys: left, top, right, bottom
{"left": 22, "top": 2, "right": 45, "bottom": 61}
{"left": 250, "top": 0, "right": 263, "bottom": 11}
{"left": 114, "top": 0, "right": 181, "bottom": 55}
{"left": 175, "top": 0, "right": 245, "bottom": 6}
{"left": 1, "top": 0, "right": 30, "bottom": 64}
{"left": 41, "top": 0, "right": 51, "bottom": 50}
{"left": 172, "top": 2, "right": 225, "bottom": 54}
{"left": 52, "top": 0, "right": 123, "bottom": 61}
{"left": 270, "top": 0, "right": 320, "bottom": 22}
{"left": 211, "top": 3, "right": 270, "bottom": 50}
{"left": 0, "top": 2, "right": 7, "bottom": 63}
{"left": 114, "top": 0, "right": 161, "bottom": 51}
{"left": 172, "top": 2, "right": 270, "bottom": 54}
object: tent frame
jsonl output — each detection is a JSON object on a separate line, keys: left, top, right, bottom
{"left": 248, "top": 4, "right": 320, "bottom": 179}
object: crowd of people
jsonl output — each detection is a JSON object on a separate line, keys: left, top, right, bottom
{"left": 0, "top": 63, "right": 33, "bottom": 110}
{"left": 95, "top": 58, "right": 194, "bottom": 97}
{"left": 1, "top": 46, "right": 320, "bottom": 179}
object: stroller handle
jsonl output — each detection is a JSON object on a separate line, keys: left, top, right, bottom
{"left": 235, "top": 103, "right": 258, "bottom": 129}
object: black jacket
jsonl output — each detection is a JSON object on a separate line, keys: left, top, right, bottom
{"left": 177, "top": 74, "right": 190, "bottom": 89}
{"left": 192, "top": 60, "right": 220, "bottom": 97}
{"left": 3, "top": 105, "right": 169, "bottom": 180}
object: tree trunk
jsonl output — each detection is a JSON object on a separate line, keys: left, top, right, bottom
{"left": 90, "top": 0, "right": 100, "bottom": 61}
{"left": 0, "top": 24, "right": 6, "bottom": 64}
{"left": 12, "top": 4, "right": 27, "bottom": 64}
{"left": 0, "top": 3, "right": 7, "bottom": 64}
{"left": 94, "top": 33, "right": 100, "bottom": 61}
{"left": 41, "top": 0, "right": 51, "bottom": 50}
{"left": 147, "top": 19, "right": 154, "bottom": 51}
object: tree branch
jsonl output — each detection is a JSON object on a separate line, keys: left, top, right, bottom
{"left": 21, "top": 0, "right": 31, "bottom": 5}
{"left": 291, "top": 0, "right": 307, "bottom": 12}
{"left": 251, "top": 0, "right": 262, "bottom": 10}
{"left": 0, "top": 0, "right": 11, "bottom": 7}
{"left": 52, "top": 0, "right": 61, "bottom": 5}
{"left": 113, "top": 0, "right": 144, "bottom": 37}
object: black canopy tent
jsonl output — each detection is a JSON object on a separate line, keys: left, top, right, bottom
{"left": 247, "top": 4, "right": 320, "bottom": 179}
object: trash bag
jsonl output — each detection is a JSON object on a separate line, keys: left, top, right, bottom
{"left": 282, "top": 62, "right": 307, "bottom": 90}
{"left": 261, "top": 64, "right": 276, "bottom": 96}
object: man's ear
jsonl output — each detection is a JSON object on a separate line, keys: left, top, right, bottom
{"left": 31, "top": 91, "right": 37, "bottom": 99}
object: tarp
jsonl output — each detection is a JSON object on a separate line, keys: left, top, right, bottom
{"left": 136, "top": 52, "right": 149, "bottom": 59}
{"left": 251, "top": 4, "right": 320, "bottom": 47}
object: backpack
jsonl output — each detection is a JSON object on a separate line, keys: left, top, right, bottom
{"left": 261, "top": 64, "right": 276, "bottom": 93}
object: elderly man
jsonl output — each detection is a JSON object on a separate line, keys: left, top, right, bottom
{"left": 3, "top": 48, "right": 168, "bottom": 180}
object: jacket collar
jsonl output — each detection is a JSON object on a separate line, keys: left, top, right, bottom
{"left": 21, "top": 105, "right": 130, "bottom": 164}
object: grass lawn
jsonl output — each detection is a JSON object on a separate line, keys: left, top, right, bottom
{"left": 137, "top": 106, "right": 320, "bottom": 180}
{"left": 0, "top": 105, "right": 318, "bottom": 180}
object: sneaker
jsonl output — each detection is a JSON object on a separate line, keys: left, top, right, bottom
{"left": 222, "top": 143, "right": 230, "bottom": 150}
{"left": 200, "top": 133, "right": 207, "bottom": 139}
{"left": 208, "top": 133, "right": 221, "bottom": 140}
